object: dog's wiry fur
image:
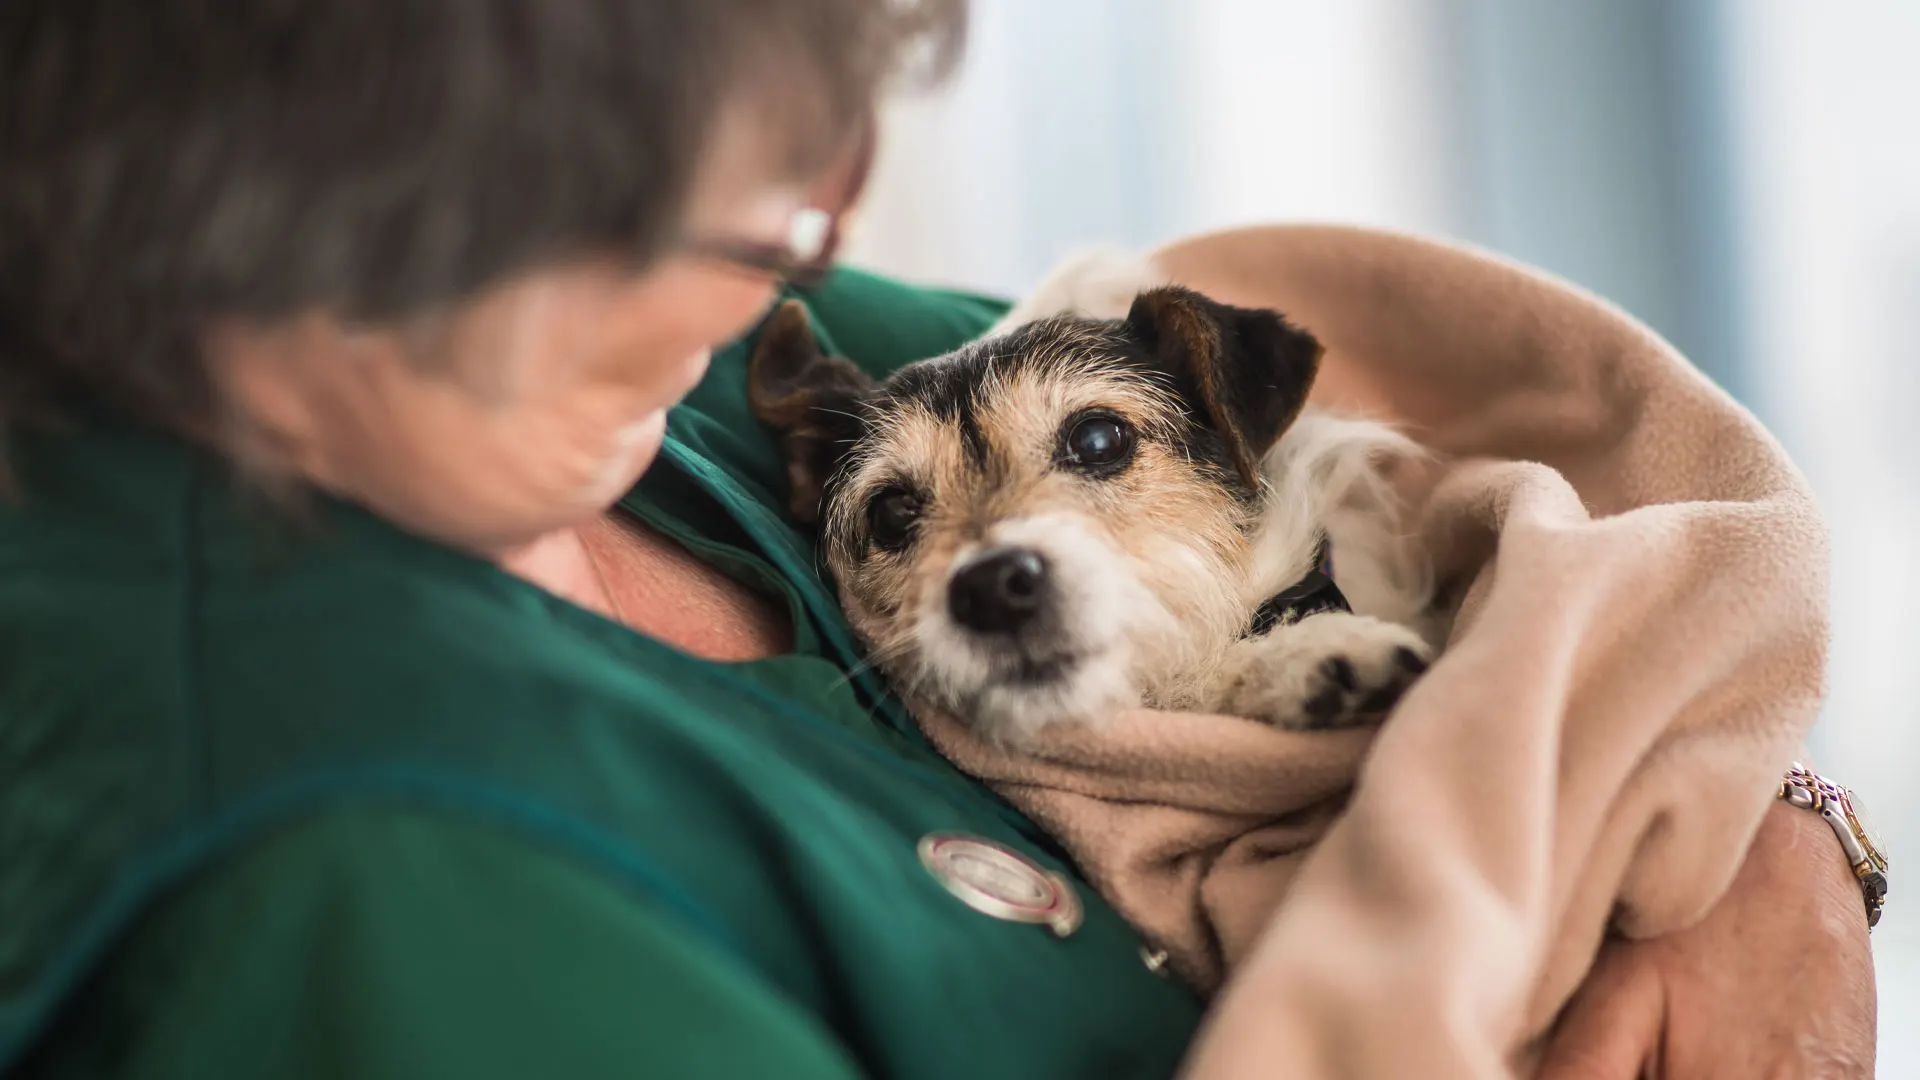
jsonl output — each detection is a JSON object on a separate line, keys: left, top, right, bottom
{"left": 752, "top": 254, "right": 1439, "bottom": 746}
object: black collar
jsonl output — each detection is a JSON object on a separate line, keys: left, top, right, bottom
{"left": 1247, "top": 536, "right": 1349, "bottom": 637}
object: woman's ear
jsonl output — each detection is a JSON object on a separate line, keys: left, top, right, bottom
{"left": 1123, "top": 286, "right": 1323, "bottom": 489}
{"left": 747, "top": 300, "right": 876, "bottom": 525}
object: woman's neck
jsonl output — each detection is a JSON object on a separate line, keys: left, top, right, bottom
{"left": 502, "top": 512, "right": 792, "bottom": 662}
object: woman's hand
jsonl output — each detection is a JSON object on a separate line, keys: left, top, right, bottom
{"left": 1536, "top": 800, "right": 1877, "bottom": 1079}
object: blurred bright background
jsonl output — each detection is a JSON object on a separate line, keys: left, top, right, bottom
{"left": 845, "top": 0, "right": 1920, "bottom": 1071}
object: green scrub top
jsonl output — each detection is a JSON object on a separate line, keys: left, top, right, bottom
{"left": 0, "top": 268, "right": 1205, "bottom": 1080}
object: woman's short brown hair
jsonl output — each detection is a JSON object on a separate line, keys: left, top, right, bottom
{"left": 0, "top": 0, "right": 964, "bottom": 455}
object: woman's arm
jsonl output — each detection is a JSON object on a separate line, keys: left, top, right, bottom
{"left": 52, "top": 808, "right": 865, "bottom": 1080}
{"left": 1154, "top": 226, "right": 1876, "bottom": 1077}
{"left": 1536, "top": 799, "right": 1875, "bottom": 1078}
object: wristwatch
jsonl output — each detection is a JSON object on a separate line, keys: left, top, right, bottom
{"left": 1778, "top": 763, "right": 1889, "bottom": 929}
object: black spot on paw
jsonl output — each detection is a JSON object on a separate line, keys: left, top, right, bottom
{"left": 1302, "top": 683, "right": 1347, "bottom": 724}
{"left": 1393, "top": 647, "right": 1428, "bottom": 675}
{"left": 1357, "top": 683, "right": 1407, "bottom": 714}
{"left": 1321, "top": 656, "right": 1357, "bottom": 691}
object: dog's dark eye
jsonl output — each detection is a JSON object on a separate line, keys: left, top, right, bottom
{"left": 1062, "top": 413, "right": 1134, "bottom": 472}
{"left": 866, "top": 486, "right": 924, "bottom": 553}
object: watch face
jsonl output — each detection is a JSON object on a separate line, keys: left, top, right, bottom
{"left": 1841, "top": 787, "right": 1890, "bottom": 872}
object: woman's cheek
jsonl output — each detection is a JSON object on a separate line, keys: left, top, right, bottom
{"left": 445, "top": 407, "right": 643, "bottom": 523}
{"left": 588, "top": 411, "right": 668, "bottom": 495}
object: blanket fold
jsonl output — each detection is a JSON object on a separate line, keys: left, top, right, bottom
{"left": 915, "top": 225, "right": 1827, "bottom": 1079}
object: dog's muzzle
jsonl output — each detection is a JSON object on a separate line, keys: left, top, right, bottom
{"left": 947, "top": 547, "right": 1051, "bottom": 636}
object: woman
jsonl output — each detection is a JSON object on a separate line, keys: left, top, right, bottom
{"left": 0, "top": 2, "right": 1873, "bottom": 1077}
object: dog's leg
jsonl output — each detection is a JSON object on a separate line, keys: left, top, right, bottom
{"left": 985, "top": 248, "right": 1169, "bottom": 336}
{"left": 1211, "top": 613, "right": 1433, "bottom": 730}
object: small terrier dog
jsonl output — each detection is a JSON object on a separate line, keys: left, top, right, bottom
{"left": 751, "top": 257, "right": 1439, "bottom": 745}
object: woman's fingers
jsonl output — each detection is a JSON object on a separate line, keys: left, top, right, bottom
{"left": 1533, "top": 944, "right": 1664, "bottom": 1080}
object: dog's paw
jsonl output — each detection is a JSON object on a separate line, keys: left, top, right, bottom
{"left": 1215, "top": 613, "right": 1432, "bottom": 730}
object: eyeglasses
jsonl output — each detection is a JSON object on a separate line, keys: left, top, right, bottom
{"left": 680, "top": 120, "right": 876, "bottom": 290}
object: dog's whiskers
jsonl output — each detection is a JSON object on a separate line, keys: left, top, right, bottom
{"left": 807, "top": 405, "right": 869, "bottom": 425}
{"left": 824, "top": 635, "right": 918, "bottom": 697}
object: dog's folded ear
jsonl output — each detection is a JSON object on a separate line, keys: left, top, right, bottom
{"left": 1124, "top": 286, "right": 1323, "bottom": 490}
{"left": 748, "top": 300, "right": 877, "bottom": 525}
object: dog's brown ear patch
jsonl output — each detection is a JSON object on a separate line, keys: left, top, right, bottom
{"left": 748, "top": 300, "right": 876, "bottom": 524}
{"left": 1124, "top": 286, "right": 1323, "bottom": 489}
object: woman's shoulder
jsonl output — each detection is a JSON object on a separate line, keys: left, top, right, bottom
{"left": 782, "top": 266, "right": 1011, "bottom": 380}
{"left": 20, "top": 806, "right": 865, "bottom": 1080}
{"left": 0, "top": 426, "right": 879, "bottom": 1069}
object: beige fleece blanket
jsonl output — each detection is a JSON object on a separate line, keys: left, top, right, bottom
{"left": 914, "top": 225, "right": 1828, "bottom": 1078}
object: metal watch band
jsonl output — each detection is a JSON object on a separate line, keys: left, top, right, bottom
{"left": 1779, "top": 763, "right": 1889, "bottom": 929}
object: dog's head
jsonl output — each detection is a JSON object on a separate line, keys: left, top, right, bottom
{"left": 750, "top": 287, "right": 1323, "bottom": 742}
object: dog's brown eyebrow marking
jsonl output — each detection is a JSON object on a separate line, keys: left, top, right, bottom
{"left": 880, "top": 348, "right": 1008, "bottom": 478}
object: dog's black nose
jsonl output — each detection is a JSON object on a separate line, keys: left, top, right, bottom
{"left": 948, "top": 548, "right": 1050, "bottom": 635}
